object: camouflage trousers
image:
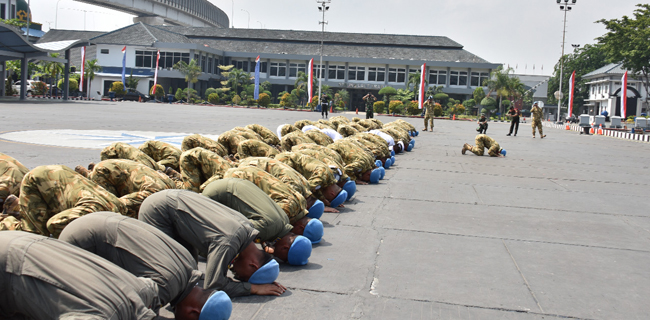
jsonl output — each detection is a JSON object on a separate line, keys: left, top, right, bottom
{"left": 179, "top": 148, "right": 234, "bottom": 192}
{"left": 424, "top": 114, "right": 434, "bottom": 130}
{"left": 532, "top": 120, "right": 544, "bottom": 137}
{"left": 471, "top": 140, "right": 501, "bottom": 157}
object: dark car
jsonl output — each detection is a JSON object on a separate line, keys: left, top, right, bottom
{"left": 121, "top": 89, "right": 149, "bottom": 102}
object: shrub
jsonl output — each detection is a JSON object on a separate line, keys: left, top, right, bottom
{"left": 280, "top": 92, "right": 293, "bottom": 108}
{"left": 175, "top": 88, "right": 184, "bottom": 101}
{"left": 208, "top": 93, "right": 220, "bottom": 104}
{"left": 433, "top": 103, "right": 443, "bottom": 116}
{"left": 111, "top": 81, "right": 126, "bottom": 96}
{"left": 258, "top": 93, "right": 271, "bottom": 107}
{"left": 388, "top": 100, "right": 404, "bottom": 114}
{"left": 373, "top": 101, "right": 385, "bottom": 114}
{"left": 405, "top": 100, "right": 421, "bottom": 116}
{"left": 205, "top": 87, "right": 218, "bottom": 98}
{"left": 5, "top": 79, "right": 15, "bottom": 96}
{"left": 269, "top": 103, "right": 281, "bottom": 109}
{"left": 58, "top": 78, "right": 79, "bottom": 92}
{"left": 232, "top": 94, "right": 242, "bottom": 105}
{"left": 149, "top": 84, "right": 165, "bottom": 98}
{"left": 33, "top": 81, "right": 48, "bottom": 95}
{"left": 455, "top": 104, "right": 466, "bottom": 115}
{"left": 309, "top": 96, "right": 319, "bottom": 109}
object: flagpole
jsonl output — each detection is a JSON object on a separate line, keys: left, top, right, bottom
{"left": 317, "top": 0, "right": 330, "bottom": 113}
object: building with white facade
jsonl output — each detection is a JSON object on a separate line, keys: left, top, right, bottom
{"left": 583, "top": 63, "right": 648, "bottom": 117}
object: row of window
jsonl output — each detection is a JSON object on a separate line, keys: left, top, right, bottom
{"left": 135, "top": 51, "right": 191, "bottom": 69}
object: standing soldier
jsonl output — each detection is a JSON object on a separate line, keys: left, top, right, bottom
{"left": 462, "top": 134, "right": 506, "bottom": 157}
{"left": 507, "top": 106, "right": 521, "bottom": 136}
{"left": 363, "top": 93, "right": 376, "bottom": 119}
{"left": 321, "top": 94, "right": 330, "bottom": 119}
{"left": 531, "top": 102, "right": 546, "bottom": 138}
{"left": 423, "top": 96, "right": 435, "bottom": 132}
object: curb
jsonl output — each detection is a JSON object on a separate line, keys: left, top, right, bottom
{"left": 543, "top": 122, "right": 650, "bottom": 143}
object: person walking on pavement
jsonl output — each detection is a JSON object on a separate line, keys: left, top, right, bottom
{"left": 363, "top": 93, "right": 376, "bottom": 119}
{"left": 531, "top": 102, "right": 546, "bottom": 138}
{"left": 507, "top": 106, "right": 521, "bottom": 136}
{"left": 423, "top": 96, "right": 435, "bottom": 132}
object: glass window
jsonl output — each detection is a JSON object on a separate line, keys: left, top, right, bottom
{"left": 450, "top": 71, "right": 459, "bottom": 86}
{"left": 348, "top": 66, "right": 366, "bottom": 81}
{"left": 459, "top": 71, "right": 468, "bottom": 86}
{"left": 289, "top": 63, "right": 306, "bottom": 77}
{"left": 100, "top": 49, "right": 109, "bottom": 54}
{"left": 327, "top": 65, "right": 345, "bottom": 80}
{"left": 314, "top": 64, "right": 325, "bottom": 79}
{"left": 368, "top": 67, "right": 385, "bottom": 82}
{"left": 270, "top": 62, "right": 286, "bottom": 77}
{"left": 388, "top": 68, "right": 405, "bottom": 83}
{"left": 135, "top": 50, "right": 156, "bottom": 68}
{"left": 260, "top": 62, "right": 268, "bottom": 73}
{"left": 200, "top": 55, "right": 206, "bottom": 72}
{"left": 207, "top": 57, "right": 213, "bottom": 74}
{"left": 471, "top": 72, "right": 480, "bottom": 87}
{"left": 397, "top": 68, "right": 406, "bottom": 83}
{"left": 438, "top": 70, "right": 447, "bottom": 85}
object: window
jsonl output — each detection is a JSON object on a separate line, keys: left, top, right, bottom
{"left": 200, "top": 55, "right": 206, "bottom": 72}
{"left": 100, "top": 49, "right": 109, "bottom": 54}
{"left": 471, "top": 72, "right": 489, "bottom": 86}
{"left": 270, "top": 62, "right": 286, "bottom": 77}
{"left": 135, "top": 50, "right": 156, "bottom": 68}
{"left": 328, "top": 65, "right": 345, "bottom": 80}
{"left": 368, "top": 67, "right": 385, "bottom": 82}
{"left": 428, "top": 70, "right": 447, "bottom": 85}
{"left": 260, "top": 62, "right": 268, "bottom": 73}
{"left": 207, "top": 57, "right": 213, "bottom": 74}
{"left": 348, "top": 66, "right": 366, "bottom": 81}
{"left": 314, "top": 64, "right": 326, "bottom": 79}
{"left": 1, "top": 4, "right": 6, "bottom": 20}
{"left": 449, "top": 71, "right": 467, "bottom": 86}
{"left": 388, "top": 68, "right": 406, "bottom": 83}
{"left": 289, "top": 63, "right": 306, "bottom": 77}
{"left": 232, "top": 60, "right": 249, "bottom": 72}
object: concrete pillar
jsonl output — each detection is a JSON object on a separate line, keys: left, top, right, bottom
{"left": 467, "top": 68, "right": 472, "bottom": 89}
{"left": 445, "top": 67, "right": 450, "bottom": 88}
{"left": 285, "top": 59, "right": 289, "bottom": 80}
{"left": 0, "top": 61, "right": 5, "bottom": 97}
{"left": 344, "top": 62, "right": 349, "bottom": 84}
{"left": 384, "top": 64, "right": 389, "bottom": 85}
{"left": 63, "top": 49, "right": 70, "bottom": 101}
{"left": 325, "top": 61, "right": 329, "bottom": 81}
{"left": 20, "top": 57, "right": 27, "bottom": 100}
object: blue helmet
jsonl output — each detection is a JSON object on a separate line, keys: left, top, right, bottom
{"left": 287, "top": 235, "right": 312, "bottom": 266}
{"left": 303, "top": 218, "right": 324, "bottom": 244}
{"left": 374, "top": 159, "right": 382, "bottom": 167}
{"left": 406, "top": 143, "right": 413, "bottom": 152}
{"left": 415, "top": 131, "right": 419, "bottom": 136}
{"left": 383, "top": 158, "right": 392, "bottom": 169}
{"left": 378, "top": 166, "right": 385, "bottom": 180}
{"left": 249, "top": 259, "right": 279, "bottom": 284}
{"left": 329, "top": 189, "right": 348, "bottom": 208}
{"left": 342, "top": 180, "right": 356, "bottom": 200}
{"left": 390, "top": 155, "right": 395, "bottom": 165}
{"left": 370, "top": 168, "right": 381, "bottom": 184}
{"left": 500, "top": 149, "right": 507, "bottom": 156}
{"left": 307, "top": 200, "right": 325, "bottom": 219}
{"left": 199, "top": 291, "right": 232, "bottom": 320}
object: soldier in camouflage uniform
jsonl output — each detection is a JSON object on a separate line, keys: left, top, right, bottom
{"left": 218, "top": 128, "right": 262, "bottom": 156}
{"left": 531, "top": 102, "right": 546, "bottom": 138}
{"left": 138, "top": 140, "right": 182, "bottom": 171}
{"left": 280, "top": 131, "right": 316, "bottom": 151}
{"left": 291, "top": 144, "right": 350, "bottom": 184}
{"left": 17, "top": 165, "right": 126, "bottom": 237}
{"left": 181, "top": 134, "right": 228, "bottom": 156}
{"left": 394, "top": 119, "right": 418, "bottom": 134}
{"left": 423, "top": 96, "right": 435, "bottom": 131}
{"left": 179, "top": 147, "right": 234, "bottom": 192}
{"left": 294, "top": 119, "right": 315, "bottom": 130}
{"left": 276, "top": 124, "right": 299, "bottom": 139}
{"left": 83, "top": 159, "right": 178, "bottom": 217}
{"left": 370, "top": 118, "right": 384, "bottom": 127}
{"left": 304, "top": 129, "right": 334, "bottom": 146}
{"left": 245, "top": 124, "right": 281, "bottom": 146}
{"left": 100, "top": 142, "right": 166, "bottom": 172}
{"left": 316, "top": 119, "right": 335, "bottom": 130}
{"left": 238, "top": 157, "right": 314, "bottom": 203}
{"left": 337, "top": 124, "right": 361, "bottom": 137}
{"left": 357, "top": 119, "right": 382, "bottom": 130}
{"left": 363, "top": 93, "right": 376, "bottom": 119}
{"left": 0, "top": 152, "right": 29, "bottom": 205}
{"left": 236, "top": 139, "right": 280, "bottom": 160}
{"left": 328, "top": 139, "right": 377, "bottom": 184}
{"left": 462, "top": 134, "right": 505, "bottom": 157}
{"left": 223, "top": 166, "right": 309, "bottom": 224}
{"left": 351, "top": 133, "right": 391, "bottom": 163}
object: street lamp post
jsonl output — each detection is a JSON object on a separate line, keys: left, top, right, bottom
{"left": 555, "top": 0, "right": 576, "bottom": 123}
{"left": 317, "top": 0, "right": 330, "bottom": 112}
{"left": 231, "top": 0, "right": 234, "bottom": 28}
{"left": 241, "top": 9, "right": 250, "bottom": 29}
{"left": 55, "top": 0, "right": 63, "bottom": 29}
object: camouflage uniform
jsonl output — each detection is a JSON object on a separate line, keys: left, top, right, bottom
{"left": 351, "top": 132, "right": 391, "bottom": 159}
{"left": 223, "top": 166, "right": 308, "bottom": 223}
{"left": 275, "top": 152, "right": 338, "bottom": 202}
{"left": 470, "top": 134, "right": 502, "bottom": 156}
{"left": 291, "top": 144, "right": 349, "bottom": 182}
{"left": 370, "top": 118, "right": 384, "bottom": 127}
{"left": 330, "top": 116, "right": 350, "bottom": 124}
{"left": 294, "top": 120, "right": 315, "bottom": 130}
{"left": 352, "top": 117, "right": 361, "bottom": 122}
{"left": 305, "top": 129, "right": 334, "bottom": 146}
{"left": 179, "top": 147, "right": 234, "bottom": 192}
{"left": 238, "top": 157, "right": 312, "bottom": 199}
{"left": 337, "top": 124, "right": 360, "bottom": 137}
{"left": 358, "top": 119, "right": 381, "bottom": 130}
{"left": 327, "top": 139, "right": 376, "bottom": 181}
{"left": 382, "top": 125, "right": 412, "bottom": 145}
{"left": 277, "top": 124, "right": 299, "bottom": 139}
{"left": 316, "top": 119, "right": 335, "bottom": 130}
{"left": 396, "top": 119, "right": 417, "bottom": 132}
{"left": 100, "top": 142, "right": 165, "bottom": 172}
{"left": 280, "top": 131, "right": 315, "bottom": 151}
{"left": 0, "top": 152, "right": 29, "bottom": 203}
{"left": 364, "top": 95, "right": 376, "bottom": 119}
{"left": 245, "top": 124, "right": 281, "bottom": 146}
{"left": 181, "top": 134, "right": 228, "bottom": 156}
{"left": 88, "top": 159, "right": 177, "bottom": 217}
{"left": 138, "top": 140, "right": 182, "bottom": 171}
{"left": 531, "top": 105, "right": 544, "bottom": 137}
{"left": 18, "top": 165, "right": 126, "bottom": 237}
{"left": 218, "top": 129, "right": 261, "bottom": 156}
{"left": 423, "top": 100, "right": 435, "bottom": 130}
{"left": 236, "top": 139, "right": 280, "bottom": 160}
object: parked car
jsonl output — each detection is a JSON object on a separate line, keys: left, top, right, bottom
{"left": 12, "top": 80, "right": 38, "bottom": 96}
{"left": 121, "top": 89, "right": 149, "bottom": 102}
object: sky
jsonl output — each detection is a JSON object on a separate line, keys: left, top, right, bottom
{"left": 30, "top": 0, "right": 643, "bottom": 76}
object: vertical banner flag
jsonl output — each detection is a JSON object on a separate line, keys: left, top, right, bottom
{"left": 307, "top": 58, "right": 314, "bottom": 105}
{"left": 152, "top": 50, "right": 160, "bottom": 95}
{"left": 621, "top": 71, "right": 628, "bottom": 119}
{"left": 121, "top": 46, "right": 127, "bottom": 90}
{"left": 418, "top": 63, "right": 426, "bottom": 109}
{"left": 254, "top": 55, "right": 260, "bottom": 100}
{"left": 80, "top": 46, "right": 86, "bottom": 92}
{"left": 568, "top": 71, "right": 575, "bottom": 118}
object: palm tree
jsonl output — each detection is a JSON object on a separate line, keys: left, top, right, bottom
{"left": 84, "top": 59, "right": 102, "bottom": 97}
{"left": 174, "top": 59, "right": 202, "bottom": 103}
{"left": 506, "top": 77, "right": 525, "bottom": 109}
{"left": 41, "top": 53, "right": 64, "bottom": 96}
{"left": 227, "top": 68, "right": 252, "bottom": 96}
{"left": 294, "top": 71, "right": 316, "bottom": 107}
{"left": 406, "top": 72, "right": 428, "bottom": 98}
{"left": 484, "top": 66, "right": 513, "bottom": 119}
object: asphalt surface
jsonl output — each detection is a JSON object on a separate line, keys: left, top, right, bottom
{"left": 1, "top": 100, "right": 649, "bottom": 320}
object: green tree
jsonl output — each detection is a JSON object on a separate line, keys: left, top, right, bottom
{"left": 261, "top": 81, "right": 272, "bottom": 92}
{"left": 41, "top": 53, "right": 64, "bottom": 96}
{"left": 221, "top": 68, "right": 251, "bottom": 96}
{"left": 480, "top": 97, "right": 497, "bottom": 117}
{"left": 57, "top": 78, "right": 78, "bottom": 92}
{"left": 125, "top": 71, "right": 139, "bottom": 90}
{"left": 378, "top": 86, "right": 397, "bottom": 104}
{"left": 208, "top": 93, "right": 220, "bottom": 104}
{"left": 473, "top": 87, "right": 486, "bottom": 106}
{"left": 597, "top": 4, "right": 650, "bottom": 107}
{"left": 334, "top": 89, "right": 350, "bottom": 109}
{"left": 83, "top": 59, "right": 102, "bottom": 95}
{"left": 111, "top": 81, "right": 126, "bottom": 96}
{"left": 373, "top": 101, "right": 385, "bottom": 114}
{"left": 484, "top": 65, "right": 513, "bottom": 119}
{"left": 258, "top": 93, "right": 271, "bottom": 107}
{"left": 394, "top": 89, "right": 414, "bottom": 104}
{"left": 406, "top": 72, "right": 428, "bottom": 98}
{"left": 295, "top": 71, "right": 316, "bottom": 107}
{"left": 174, "top": 59, "right": 202, "bottom": 104}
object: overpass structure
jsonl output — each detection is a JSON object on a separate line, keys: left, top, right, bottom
{"left": 73, "top": 0, "right": 229, "bottom": 28}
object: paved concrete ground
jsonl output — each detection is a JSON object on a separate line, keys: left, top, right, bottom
{"left": 1, "top": 101, "right": 649, "bottom": 320}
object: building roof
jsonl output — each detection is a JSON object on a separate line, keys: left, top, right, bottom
{"left": 90, "top": 23, "right": 193, "bottom": 46}
{"left": 37, "top": 29, "right": 105, "bottom": 44}
{"left": 583, "top": 63, "right": 626, "bottom": 78}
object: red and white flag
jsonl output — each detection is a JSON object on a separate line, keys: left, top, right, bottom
{"left": 418, "top": 63, "right": 426, "bottom": 109}
{"left": 152, "top": 50, "right": 160, "bottom": 95}
{"left": 621, "top": 71, "right": 628, "bottom": 119}
{"left": 568, "top": 70, "right": 575, "bottom": 118}
{"left": 80, "top": 46, "right": 86, "bottom": 92}
{"left": 307, "top": 58, "right": 314, "bottom": 105}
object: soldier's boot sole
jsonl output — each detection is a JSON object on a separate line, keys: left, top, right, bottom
{"left": 75, "top": 165, "right": 90, "bottom": 178}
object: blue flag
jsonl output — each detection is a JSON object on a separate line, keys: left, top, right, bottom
{"left": 254, "top": 55, "right": 260, "bottom": 100}
{"left": 121, "top": 46, "right": 127, "bottom": 90}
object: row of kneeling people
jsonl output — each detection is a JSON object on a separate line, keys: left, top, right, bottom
{"left": 0, "top": 116, "right": 418, "bottom": 319}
